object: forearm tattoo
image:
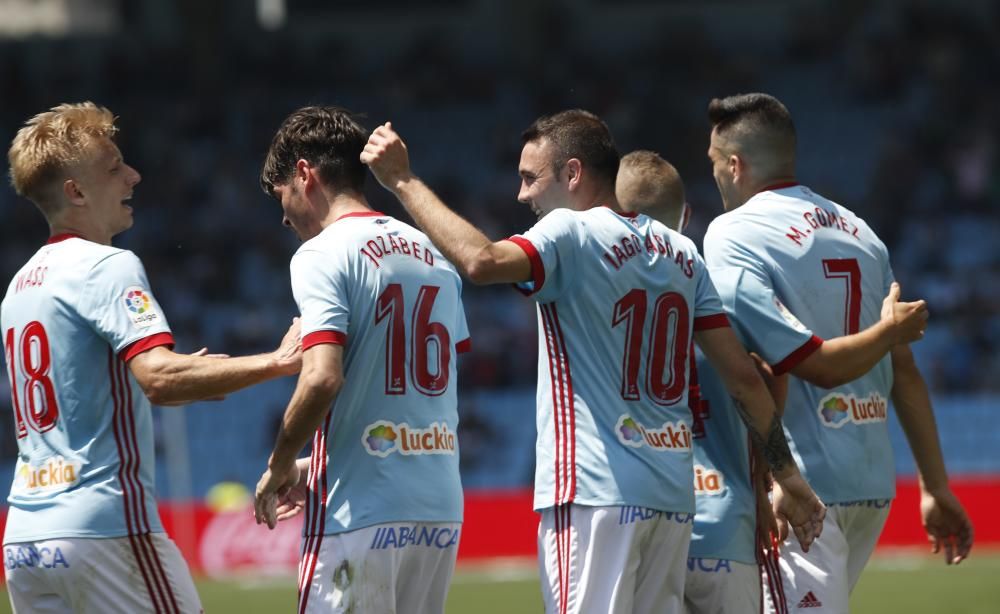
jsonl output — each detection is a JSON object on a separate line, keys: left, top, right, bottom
{"left": 734, "top": 400, "right": 794, "bottom": 474}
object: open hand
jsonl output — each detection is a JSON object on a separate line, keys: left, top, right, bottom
{"left": 272, "top": 318, "right": 302, "bottom": 377}
{"left": 254, "top": 461, "right": 301, "bottom": 530}
{"left": 921, "top": 487, "right": 973, "bottom": 564}
{"left": 772, "top": 474, "right": 826, "bottom": 552}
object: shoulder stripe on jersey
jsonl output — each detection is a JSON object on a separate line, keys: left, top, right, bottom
{"left": 456, "top": 338, "right": 472, "bottom": 354}
{"left": 692, "top": 313, "right": 731, "bottom": 331}
{"left": 120, "top": 333, "right": 175, "bottom": 363}
{"left": 302, "top": 330, "right": 347, "bottom": 350}
{"left": 109, "top": 349, "right": 178, "bottom": 613}
{"left": 540, "top": 304, "right": 576, "bottom": 506}
{"left": 298, "top": 411, "right": 332, "bottom": 614}
{"left": 771, "top": 335, "right": 823, "bottom": 376}
{"left": 550, "top": 305, "right": 576, "bottom": 502}
{"left": 122, "top": 361, "right": 180, "bottom": 613}
{"left": 506, "top": 236, "right": 545, "bottom": 296}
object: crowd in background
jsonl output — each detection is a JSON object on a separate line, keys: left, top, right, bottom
{"left": 0, "top": 0, "right": 996, "bottom": 486}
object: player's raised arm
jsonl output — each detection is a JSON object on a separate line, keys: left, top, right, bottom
{"left": 890, "top": 344, "right": 973, "bottom": 564}
{"left": 789, "top": 282, "right": 928, "bottom": 388}
{"left": 695, "top": 325, "right": 826, "bottom": 551}
{"left": 255, "top": 343, "right": 345, "bottom": 529}
{"left": 361, "top": 123, "right": 530, "bottom": 285}
{"left": 126, "top": 318, "right": 302, "bottom": 406}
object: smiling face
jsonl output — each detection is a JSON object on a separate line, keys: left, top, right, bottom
{"left": 517, "top": 138, "right": 570, "bottom": 218}
{"left": 69, "top": 136, "right": 141, "bottom": 237}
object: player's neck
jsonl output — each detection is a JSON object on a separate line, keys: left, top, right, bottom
{"left": 48, "top": 219, "right": 111, "bottom": 246}
{"left": 319, "top": 191, "right": 374, "bottom": 230}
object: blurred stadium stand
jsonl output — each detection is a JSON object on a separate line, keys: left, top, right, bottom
{"left": 0, "top": 0, "right": 998, "bottom": 504}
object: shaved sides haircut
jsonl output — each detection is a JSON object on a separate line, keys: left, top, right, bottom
{"left": 708, "top": 93, "right": 797, "bottom": 173}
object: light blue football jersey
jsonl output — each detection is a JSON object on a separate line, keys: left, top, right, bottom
{"left": 508, "top": 207, "right": 729, "bottom": 514}
{"left": 289, "top": 213, "right": 470, "bottom": 536}
{"left": 687, "top": 348, "right": 756, "bottom": 565}
{"left": 704, "top": 184, "right": 896, "bottom": 503}
{"left": 1, "top": 235, "right": 174, "bottom": 543}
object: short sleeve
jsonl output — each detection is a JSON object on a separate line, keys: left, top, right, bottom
{"left": 504, "top": 208, "right": 580, "bottom": 303}
{"left": 291, "top": 249, "right": 350, "bottom": 350}
{"left": 710, "top": 267, "right": 822, "bottom": 376}
{"left": 691, "top": 253, "right": 730, "bottom": 331}
{"left": 79, "top": 251, "right": 174, "bottom": 362}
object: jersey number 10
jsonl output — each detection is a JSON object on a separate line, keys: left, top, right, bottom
{"left": 5, "top": 322, "right": 60, "bottom": 438}
{"left": 375, "top": 283, "right": 452, "bottom": 397}
{"left": 612, "top": 289, "right": 690, "bottom": 406}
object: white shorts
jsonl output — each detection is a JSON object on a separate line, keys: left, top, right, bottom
{"left": 4, "top": 533, "right": 201, "bottom": 614}
{"left": 297, "top": 521, "right": 460, "bottom": 614}
{"left": 538, "top": 504, "right": 693, "bottom": 614}
{"left": 684, "top": 558, "right": 761, "bottom": 614}
{"left": 763, "top": 500, "right": 891, "bottom": 614}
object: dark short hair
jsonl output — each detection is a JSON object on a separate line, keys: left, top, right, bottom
{"left": 521, "top": 109, "right": 620, "bottom": 187}
{"left": 707, "top": 93, "right": 796, "bottom": 149}
{"left": 260, "top": 106, "right": 367, "bottom": 196}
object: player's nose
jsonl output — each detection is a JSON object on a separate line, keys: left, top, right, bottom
{"left": 127, "top": 165, "right": 141, "bottom": 187}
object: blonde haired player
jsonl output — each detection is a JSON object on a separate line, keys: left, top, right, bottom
{"left": 2, "top": 102, "right": 302, "bottom": 613}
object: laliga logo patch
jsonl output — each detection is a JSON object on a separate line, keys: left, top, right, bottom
{"left": 818, "top": 392, "right": 887, "bottom": 428}
{"left": 123, "top": 286, "right": 160, "bottom": 329}
{"left": 615, "top": 415, "right": 691, "bottom": 452}
{"left": 362, "top": 420, "right": 456, "bottom": 457}
{"left": 773, "top": 297, "right": 808, "bottom": 333}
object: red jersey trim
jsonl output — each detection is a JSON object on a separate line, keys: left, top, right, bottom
{"left": 771, "top": 335, "right": 824, "bottom": 376}
{"left": 46, "top": 233, "right": 83, "bottom": 245}
{"left": 119, "top": 333, "right": 175, "bottom": 362}
{"left": 302, "top": 330, "right": 347, "bottom": 350}
{"left": 456, "top": 338, "right": 472, "bottom": 354}
{"left": 759, "top": 181, "right": 799, "bottom": 193}
{"left": 333, "top": 211, "right": 385, "bottom": 223}
{"left": 693, "top": 313, "right": 731, "bottom": 331}
{"left": 505, "top": 236, "right": 545, "bottom": 296}
{"left": 601, "top": 205, "right": 639, "bottom": 218}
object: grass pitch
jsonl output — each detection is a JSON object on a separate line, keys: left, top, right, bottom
{"left": 0, "top": 551, "right": 997, "bottom": 612}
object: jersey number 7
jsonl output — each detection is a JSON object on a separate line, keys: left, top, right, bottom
{"left": 5, "top": 322, "right": 60, "bottom": 438}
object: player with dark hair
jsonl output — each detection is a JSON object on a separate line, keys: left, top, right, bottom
{"left": 253, "top": 106, "right": 470, "bottom": 614}
{"left": 361, "top": 110, "right": 825, "bottom": 613}
{"left": 703, "top": 92, "right": 973, "bottom": 613}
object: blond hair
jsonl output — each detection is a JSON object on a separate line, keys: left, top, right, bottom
{"left": 8, "top": 102, "right": 118, "bottom": 210}
{"left": 616, "top": 150, "right": 685, "bottom": 227}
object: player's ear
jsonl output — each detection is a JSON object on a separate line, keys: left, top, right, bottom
{"left": 63, "top": 179, "right": 86, "bottom": 207}
{"left": 564, "top": 158, "right": 583, "bottom": 191}
{"left": 295, "top": 159, "right": 314, "bottom": 190}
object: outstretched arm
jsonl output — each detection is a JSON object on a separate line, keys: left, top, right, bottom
{"left": 891, "top": 344, "right": 973, "bottom": 564}
{"left": 695, "top": 326, "right": 826, "bottom": 551}
{"left": 790, "top": 283, "right": 928, "bottom": 388}
{"left": 127, "top": 319, "right": 301, "bottom": 406}
{"left": 255, "top": 343, "right": 344, "bottom": 529}
{"left": 361, "top": 122, "right": 530, "bottom": 285}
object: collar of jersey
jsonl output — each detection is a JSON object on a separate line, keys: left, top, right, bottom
{"left": 334, "top": 211, "right": 385, "bottom": 223}
{"left": 600, "top": 205, "right": 639, "bottom": 218}
{"left": 46, "top": 233, "right": 83, "bottom": 245}
{"left": 757, "top": 181, "right": 799, "bottom": 193}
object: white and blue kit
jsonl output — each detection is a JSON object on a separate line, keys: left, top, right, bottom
{"left": 289, "top": 212, "right": 470, "bottom": 614}
{"left": 1, "top": 234, "right": 199, "bottom": 613}
{"left": 704, "top": 184, "right": 897, "bottom": 613}
{"left": 508, "top": 206, "right": 730, "bottom": 614}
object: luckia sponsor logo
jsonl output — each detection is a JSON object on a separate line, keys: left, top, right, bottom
{"left": 616, "top": 415, "right": 691, "bottom": 452}
{"left": 362, "top": 420, "right": 456, "bottom": 457}
{"left": 693, "top": 464, "right": 725, "bottom": 495}
{"left": 14, "top": 456, "right": 81, "bottom": 493}
{"left": 818, "top": 392, "right": 887, "bottom": 428}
